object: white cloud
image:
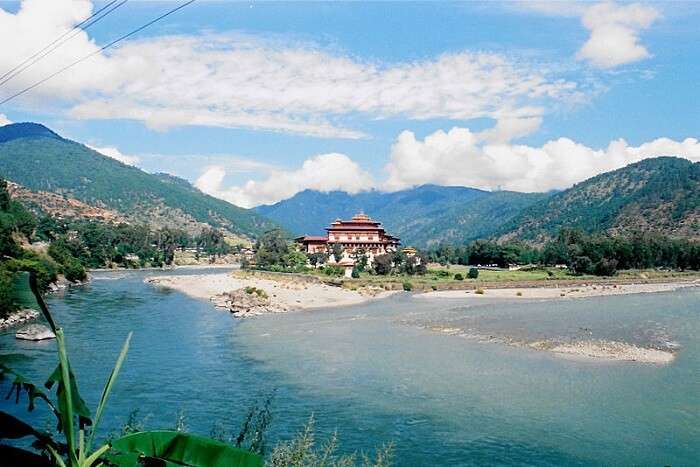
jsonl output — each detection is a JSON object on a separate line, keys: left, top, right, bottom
{"left": 0, "top": 1, "right": 583, "bottom": 138}
{"left": 577, "top": 2, "right": 660, "bottom": 68}
{"left": 87, "top": 144, "right": 140, "bottom": 166}
{"left": 0, "top": 113, "right": 12, "bottom": 126}
{"left": 195, "top": 153, "right": 375, "bottom": 208}
{"left": 384, "top": 126, "right": 700, "bottom": 192}
{"left": 517, "top": 1, "right": 660, "bottom": 69}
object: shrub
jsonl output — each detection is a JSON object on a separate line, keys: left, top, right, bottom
{"left": 402, "top": 281, "right": 413, "bottom": 291}
{"left": 351, "top": 267, "right": 360, "bottom": 279}
{"left": 570, "top": 255, "right": 594, "bottom": 275}
{"left": 454, "top": 273, "right": 464, "bottom": 281}
{"left": 434, "top": 270, "right": 450, "bottom": 278}
{"left": 594, "top": 258, "right": 618, "bottom": 276}
{"left": 467, "top": 267, "right": 479, "bottom": 279}
{"left": 431, "top": 285, "right": 437, "bottom": 291}
{"left": 323, "top": 265, "right": 344, "bottom": 276}
{"left": 516, "top": 291, "right": 523, "bottom": 297}
{"left": 244, "top": 286, "right": 268, "bottom": 299}
{"left": 474, "top": 288, "right": 485, "bottom": 295}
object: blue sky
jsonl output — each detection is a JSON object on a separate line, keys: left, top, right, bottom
{"left": 1, "top": 1, "right": 699, "bottom": 206}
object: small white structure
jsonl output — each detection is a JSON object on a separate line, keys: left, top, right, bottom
{"left": 337, "top": 257, "right": 356, "bottom": 278}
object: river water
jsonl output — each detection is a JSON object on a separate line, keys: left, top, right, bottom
{"left": 1, "top": 269, "right": 698, "bottom": 466}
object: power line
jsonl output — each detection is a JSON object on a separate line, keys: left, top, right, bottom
{"left": 0, "top": 0, "right": 196, "bottom": 107}
{"left": 0, "top": 0, "right": 126, "bottom": 86}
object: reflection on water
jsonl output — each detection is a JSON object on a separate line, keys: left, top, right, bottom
{"left": 1, "top": 269, "right": 699, "bottom": 466}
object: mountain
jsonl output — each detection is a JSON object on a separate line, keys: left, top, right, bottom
{"left": 0, "top": 122, "right": 277, "bottom": 238}
{"left": 256, "top": 185, "right": 548, "bottom": 247}
{"left": 498, "top": 157, "right": 700, "bottom": 243}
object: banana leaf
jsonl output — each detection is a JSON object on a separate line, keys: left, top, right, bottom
{"left": 0, "top": 444, "right": 52, "bottom": 467}
{"left": 111, "top": 430, "right": 263, "bottom": 467}
{"left": 11, "top": 271, "right": 56, "bottom": 332}
{"left": 0, "top": 364, "right": 59, "bottom": 418}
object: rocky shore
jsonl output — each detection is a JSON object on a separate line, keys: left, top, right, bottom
{"left": 0, "top": 309, "right": 39, "bottom": 330}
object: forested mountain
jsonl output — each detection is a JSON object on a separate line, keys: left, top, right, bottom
{"left": 256, "top": 185, "right": 548, "bottom": 247}
{"left": 0, "top": 122, "right": 277, "bottom": 238}
{"left": 498, "top": 157, "right": 700, "bottom": 243}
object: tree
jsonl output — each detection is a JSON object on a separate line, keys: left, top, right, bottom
{"left": 254, "top": 229, "right": 288, "bottom": 268}
{"left": 570, "top": 255, "right": 594, "bottom": 275}
{"left": 307, "top": 252, "right": 328, "bottom": 267}
{"left": 0, "top": 178, "right": 10, "bottom": 211}
{"left": 467, "top": 267, "right": 479, "bottom": 279}
{"left": 594, "top": 258, "right": 618, "bottom": 276}
{"left": 330, "top": 243, "right": 344, "bottom": 262}
{"left": 373, "top": 253, "right": 393, "bottom": 275}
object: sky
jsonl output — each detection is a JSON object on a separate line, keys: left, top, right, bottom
{"left": 0, "top": 0, "right": 699, "bottom": 207}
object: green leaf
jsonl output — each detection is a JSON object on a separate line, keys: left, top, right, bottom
{"left": 111, "top": 431, "right": 264, "bottom": 467}
{"left": 0, "top": 410, "right": 47, "bottom": 441}
{"left": 86, "top": 332, "right": 132, "bottom": 454}
{"left": 0, "top": 443, "right": 52, "bottom": 467}
{"left": 0, "top": 364, "right": 59, "bottom": 421}
{"left": 10, "top": 271, "right": 57, "bottom": 332}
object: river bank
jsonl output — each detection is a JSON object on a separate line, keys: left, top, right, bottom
{"left": 146, "top": 271, "right": 396, "bottom": 314}
{"left": 414, "top": 280, "right": 698, "bottom": 299}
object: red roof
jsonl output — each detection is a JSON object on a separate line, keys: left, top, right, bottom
{"left": 295, "top": 235, "right": 328, "bottom": 242}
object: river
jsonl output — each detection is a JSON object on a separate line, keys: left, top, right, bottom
{"left": 1, "top": 268, "right": 699, "bottom": 466}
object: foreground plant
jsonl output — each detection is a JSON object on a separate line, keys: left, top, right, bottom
{"left": 0, "top": 272, "right": 262, "bottom": 467}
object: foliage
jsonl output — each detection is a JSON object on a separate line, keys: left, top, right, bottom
{"left": 0, "top": 272, "right": 264, "bottom": 467}
{"left": 323, "top": 265, "right": 344, "bottom": 277}
{"left": 330, "top": 243, "right": 344, "bottom": 263}
{"left": 475, "top": 288, "right": 485, "bottom": 295}
{"left": 429, "top": 226, "right": 700, "bottom": 276}
{"left": 255, "top": 229, "right": 290, "bottom": 270}
{"left": 453, "top": 273, "right": 464, "bottom": 281}
{"left": 498, "top": 157, "right": 700, "bottom": 241}
{"left": 268, "top": 416, "right": 394, "bottom": 467}
{"left": 402, "top": 281, "right": 413, "bottom": 291}
{"left": 307, "top": 252, "right": 328, "bottom": 267}
{"left": 244, "top": 286, "right": 269, "bottom": 299}
{"left": 351, "top": 268, "right": 360, "bottom": 279}
{"left": 372, "top": 254, "right": 393, "bottom": 276}
{"left": 467, "top": 267, "right": 479, "bottom": 279}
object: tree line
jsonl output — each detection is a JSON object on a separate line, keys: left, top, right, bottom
{"left": 428, "top": 228, "right": 700, "bottom": 275}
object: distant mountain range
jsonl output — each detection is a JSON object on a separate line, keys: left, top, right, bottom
{"left": 255, "top": 185, "right": 548, "bottom": 247}
{"left": 258, "top": 157, "right": 700, "bottom": 246}
{"left": 0, "top": 122, "right": 277, "bottom": 238}
{"left": 2, "top": 122, "right": 696, "bottom": 247}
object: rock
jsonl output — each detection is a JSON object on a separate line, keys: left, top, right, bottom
{"left": 214, "top": 287, "right": 289, "bottom": 318}
{"left": 16, "top": 324, "right": 55, "bottom": 341}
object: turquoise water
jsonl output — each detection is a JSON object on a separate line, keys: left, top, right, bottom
{"left": 1, "top": 269, "right": 699, "bottom": 466}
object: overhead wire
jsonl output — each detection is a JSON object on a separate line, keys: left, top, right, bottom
{"left": 0, "top": 0, "right": 196, "bottom": 107}
{"left": 0, "top": 0, "right": 127, "bottom": 87}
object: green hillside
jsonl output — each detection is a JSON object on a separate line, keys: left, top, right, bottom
{"left": 0, "top": 123, "right": 276, "bottom": 238}
{"left": 498, "top": 157, "right": 700, "bottom": 243}
{"left": 256, "top": 185, "right": 548, "bottom": 247}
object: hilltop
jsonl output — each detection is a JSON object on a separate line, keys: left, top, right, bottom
{"left": 0, "top": 122, "right": 277, "bottom": 238}
{"left": 498, "top": 157, "right": 700, "bottom": 243}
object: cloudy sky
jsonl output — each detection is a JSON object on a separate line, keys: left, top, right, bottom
{"left": 1, "top": 0, "right": 699, "bottom": 207}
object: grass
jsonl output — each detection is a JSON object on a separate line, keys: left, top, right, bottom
{"left": 271, "top": 264, "right": 700, "bottom": 294}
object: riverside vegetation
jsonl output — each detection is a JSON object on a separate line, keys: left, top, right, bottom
{"left": 0, "top": 176, "right": 244, "bottom": 319}
{"left": 246, "top": 228, "right": 700, "bottom": 294}
{"left": 0, "top": 272, "right": 394, "bottom": 466}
